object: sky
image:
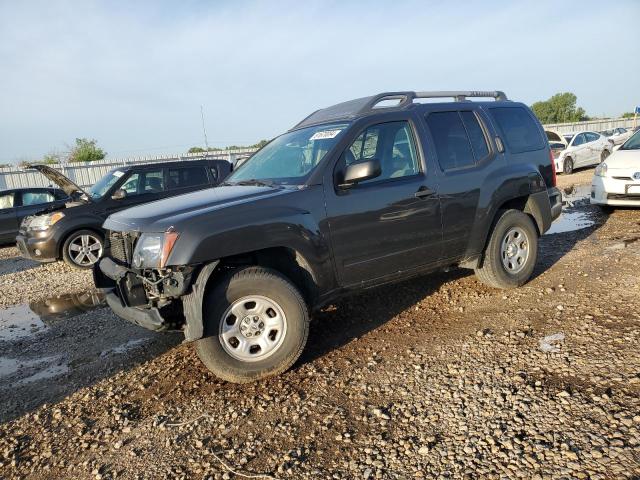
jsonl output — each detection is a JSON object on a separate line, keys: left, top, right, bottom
{"left": 0, "top": 0, "right": 638, "bottom": 164}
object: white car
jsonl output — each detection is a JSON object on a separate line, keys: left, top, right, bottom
{"left": 602, "top": 127, "right": 634, "bottom": 146}
{"left": 549, "top": 130, "right": 612, "bottom": 174}
{"left": 591, "top": 129, "right": 640, "bottom": 207}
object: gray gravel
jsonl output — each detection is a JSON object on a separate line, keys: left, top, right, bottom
{"left": 0, "top": 187, "right": 639, "bottom": 479}
{"left": 0, "top": 246, "right": 94, "bottom": 308}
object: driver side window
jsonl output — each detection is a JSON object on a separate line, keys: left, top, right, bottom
{"left": 341, "top": 121, "right": 419, "bottom": 184}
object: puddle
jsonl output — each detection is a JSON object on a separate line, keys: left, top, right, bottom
{"left": 0, "top": 290, "right": 106, "bottom": 342}
{"left": 561, "top": 184, "right": 591, "bottom": 206}
{"left": 546, "top": 210, "right": 595, "bottom": 235}
{"left": 29, "top": 290, "right": 105, "bottom": 323}
{"left": 0, "top": 304, "right": 47, "bottom": 341}
{"left": 0, "top": 355, "right": 68, "bottom": 382}
{"left": 16, "top": 363, "right": 70, "bottom": 384}
{"left": 100, "top": 338, "right": 149, "bottom": 358}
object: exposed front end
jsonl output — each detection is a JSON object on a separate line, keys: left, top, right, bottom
{"left": 94, "top": 229, "right": 198, "bottom": 333}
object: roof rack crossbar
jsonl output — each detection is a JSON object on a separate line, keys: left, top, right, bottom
{"left": 414, "top": 90, "right": 508, "bottom": 102}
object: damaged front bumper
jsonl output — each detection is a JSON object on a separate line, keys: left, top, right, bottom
{"left": 94, "top": 257, "right": 218, "bottom": 341}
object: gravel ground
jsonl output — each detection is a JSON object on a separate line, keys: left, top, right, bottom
{"left": 1, "top": 170, "right": 639, "bottom": 479}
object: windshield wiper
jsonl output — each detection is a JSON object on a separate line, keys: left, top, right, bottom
{"left": 224, "top": 179, "right": 277, "bottom": 187}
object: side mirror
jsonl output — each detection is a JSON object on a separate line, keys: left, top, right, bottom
{"left": 339, "top": 159, "right": 382, "bottom": 189}
{"left": 111, "top": 189, "right": 127, "bottom": 200}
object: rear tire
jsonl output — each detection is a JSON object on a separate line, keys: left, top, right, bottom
{"left": 475, "top": 210, "right": 538, "bottom": 289}
{"left": 196, "top": 266, "right": 309, "bottom": 383}
{"left": 563, "top": 157, "right": 574, "bottom": 175}
{"left": 62, "top": 230, "right": 104, "bottom": 269}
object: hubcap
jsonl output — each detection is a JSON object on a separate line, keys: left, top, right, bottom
{"left": 501, "top": 227, "right": 529, "bottom": 274}
{"left": 219, "top": 295, "right": 287, "bottom": 362}
{"left": 68, "top": 234, "right": 102, "bottom": 266}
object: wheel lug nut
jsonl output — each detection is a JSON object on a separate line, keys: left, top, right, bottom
{"left": 259, "top": 322, "right": 264, "bottom": 328}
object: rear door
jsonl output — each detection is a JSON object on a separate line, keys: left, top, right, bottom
{"left": 0, "top": 191, "right": 17, "bottom": 243}
{"left": 165, "top": 164, "right": 211, "bottom": 195}
{"left": 585, "top": 132, "right": 601, "bottom": 165}
{"left": 424, "top": 109, "right": 495, "bottom": 259}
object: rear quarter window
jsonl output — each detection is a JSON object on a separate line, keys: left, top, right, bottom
{"left": 489, "top": 107, "right": 545, "bottom": 154}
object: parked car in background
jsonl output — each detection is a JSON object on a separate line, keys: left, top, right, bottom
{"left": 552, "top": 130, "right": 612, "bottom": 174}
{"left": 0, "top": 187, "right": 69, "bottom": 245}
{"left": 591, "top": 129, "right": 640, "bottom": 208}
{"left": 545, "top": 129, "right": 568, "bottom": 162}
{"left": 16, "top": 159, "right": 231, "bottom": 268}
{"left": 601, "top": 127, "right": 633, "bottom": 146}
{"left": 95, "top": 90, "right": 561, "bottom": 383}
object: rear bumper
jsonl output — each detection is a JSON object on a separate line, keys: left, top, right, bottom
{"left": 548, "top": 187, "right": 562, "bottom": 221}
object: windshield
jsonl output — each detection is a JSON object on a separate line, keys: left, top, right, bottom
{"left": 226, "top": 123, "right": 349, "bottom": 185}
{"left": 88, "top": 170, "right": 124, "bottom": 199}
{"left": 620, "top": 130, "right": 640, "bottom": 151}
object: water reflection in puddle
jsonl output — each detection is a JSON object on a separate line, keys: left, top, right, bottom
{"left": 546, "top": 210, "right": 595, "bottom": 235}
{"left": 0, "top": 290, "right": 105, "bottom": 342}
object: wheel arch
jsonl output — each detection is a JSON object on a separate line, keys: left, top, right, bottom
{"left": 183, "top": 246, "right": 320, "bottom": 342}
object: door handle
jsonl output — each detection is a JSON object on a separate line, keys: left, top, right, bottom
{"left": 414, "top": 186, "right": 435, "bottom": 198}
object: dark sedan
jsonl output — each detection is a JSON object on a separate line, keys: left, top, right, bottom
{"left": 0, "top": 187, "right": 69, "bottom": 244}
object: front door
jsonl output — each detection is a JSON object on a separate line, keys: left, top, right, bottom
{"left": 103, "top": 168, "right": 167, "bottom": 216}
{"left": 324, "top": 119, "right": 442, "bottom": 286}
{"left": 0, "top": 192, "right": 17, "bottom": 243}
{"left": 571, "top": 133, "right": 589, "bottom": 167}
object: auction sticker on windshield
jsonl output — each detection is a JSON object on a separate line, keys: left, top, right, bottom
{"left": 113, "top": 171, "right": 125, "bottom": 178}
{"left": 310, "top": 129, "right": 342, "bottom": 141}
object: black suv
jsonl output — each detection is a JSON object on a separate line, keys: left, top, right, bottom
{"left": 17, "top": 159, "right": 231, "bottom": 268}
{"left": 95, "top": 90, "right": 562, "bottom": 383}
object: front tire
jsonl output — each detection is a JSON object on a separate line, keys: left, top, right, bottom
{"left": 196, "top": 266, "right": 309, "bottom": 383}
{"left": 62, "top": 230, "right": 104, "bottom": 269}
{"left": 563, "top": 157, "right": 574, "bottom": 175}
{"left": 475, "top": 210, "right": 538, "bottom": 289}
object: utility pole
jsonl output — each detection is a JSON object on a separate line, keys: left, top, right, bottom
{"left": 200, "top": 105, "right": 210, "bottom": 152}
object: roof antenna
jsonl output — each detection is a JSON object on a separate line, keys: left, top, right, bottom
{"left": 200, "top": 105, "right": 210, "bottom": 152}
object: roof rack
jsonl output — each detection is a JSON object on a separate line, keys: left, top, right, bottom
{"left": 362, "top": 90, "right": 508, "bottom": 113}
{"left": 292, "top": 90, "right": 508, "bottom": 129}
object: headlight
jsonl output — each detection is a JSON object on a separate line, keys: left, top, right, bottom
{"left": 132, "top": 231, "right": 179, "bottom": 269}
{"left": 28, "top": 211, "right": 65, "bottom": 231}
{"left": 594, "top": 162, "right": 608, "bottom": 177}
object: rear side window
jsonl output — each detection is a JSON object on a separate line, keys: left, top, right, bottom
{"left": 425, "top": 112, "right": 475, "bottom": 170}
{"left": 489, "top": 107, "right": 544, "bottom": 153}
{"left": 167, "top": 166, "right": 208, "bottom": 190}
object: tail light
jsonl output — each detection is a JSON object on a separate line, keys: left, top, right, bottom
{"left": 549, "top": 149, "right": 557, "bottom": 187}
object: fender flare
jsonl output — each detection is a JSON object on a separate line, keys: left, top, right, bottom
{"left": 182, "top": 260, "right": 220, "bottom": 342}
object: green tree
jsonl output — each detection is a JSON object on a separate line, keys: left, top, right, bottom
{"left": 531, "top": 93, "right": 589, "bottom": 124}
{"left": 68, "top": 138, "right": 106, "bottom": 163}
{"left": 621, "top": 112, "right": 636, "bottom": 118}
{"left": 188, "top": 146, "right": 206, "bottom": 153}
{"left": 42, "top": 152, "right": 62, "bottom": 164}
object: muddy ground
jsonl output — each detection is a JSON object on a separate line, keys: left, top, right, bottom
{"left": 0, "top": 168, "right": 639, "bottom": 479}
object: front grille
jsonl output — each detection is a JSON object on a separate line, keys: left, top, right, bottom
{"left": 108, "top": 231, "right": 135, "bottom": 265}
{"left": 607, "top": 193, "right": 640, "bottom": 200}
